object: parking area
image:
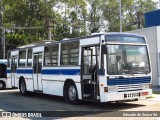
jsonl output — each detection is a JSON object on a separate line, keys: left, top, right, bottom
{"left": 0, "top": 89, "right": 159, "bottom": 120}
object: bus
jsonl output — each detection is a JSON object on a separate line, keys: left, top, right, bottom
{"left": 7, "top": 33, "right": 152, "bottom": 104}
{"left": 0, "top": 59, "right": 7, "bottom": 89}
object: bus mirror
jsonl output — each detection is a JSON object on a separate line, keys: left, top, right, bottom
{"left": 101, "top": 45, "right": 107, "bottom": 55}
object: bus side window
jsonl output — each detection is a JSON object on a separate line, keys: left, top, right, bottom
{"left": 44, "top": 45, "right": 59, "bottom": 66}
{"left": 44, "top": 46, "right": 51, "bottom": 66}
{"left": 7, "top": 52, "right": 11, "bottom": 67}
{"left": 51, "top": 45, "right": 58, "bottom": 66}
{"left": 70, "top": 42, "right": 79, "bottom": 65}
{"left": 61, "top": 42, "right": 79, "bottom": 65}
{"left": 19, "top": 50, "right": 26, "bottom": 67}
{"left": 27, "top": 49, "right": 32, "bottom": 67}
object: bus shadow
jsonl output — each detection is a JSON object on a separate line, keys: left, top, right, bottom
{"left": 0, "top": 90, "right": 146, "bottom": 118}
{"left": 14, "top": 91, "right": 146, "bottom": 110}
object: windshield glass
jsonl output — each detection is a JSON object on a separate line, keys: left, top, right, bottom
{"left": 107, "top": 45, "right": 150, "bottom": 75}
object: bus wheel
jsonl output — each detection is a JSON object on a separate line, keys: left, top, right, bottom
{"left": 20, "top": 80, "right": 28, "bottom": 96}
{"left": 0, "top": 82, "right": 5, "bottom": 90}
{"left": 66, "top": 82, "right": 79, "bottom": 105}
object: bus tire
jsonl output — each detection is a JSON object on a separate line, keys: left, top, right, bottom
{"left": 0, "top": 81, "right": 5, "bottom": 90}
{"left": 66, "top": 82, "right": 79, "bottom": 105}
{"left": 19, "top": 80, "right": 28, "bottom": 96}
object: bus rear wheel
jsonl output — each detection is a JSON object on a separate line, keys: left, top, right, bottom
{"left": 0, "top": 81, "right": 5, "bottom": 90}
{"left": 20, "top": 80, "right": 28, "bottom": 96}
{"left": 65, "top": 82, "right": 79, "bottom": 105}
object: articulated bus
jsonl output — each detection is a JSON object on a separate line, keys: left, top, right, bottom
{"left": 0, "top": 59, "right": 7, "bottom": 89}
{"left": 7, "top": 33, "right": 152, "bottom": 104}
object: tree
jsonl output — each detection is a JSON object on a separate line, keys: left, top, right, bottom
{"left": 86, "top": 0, "right": 104, "bottom": 33}
{"left": 0, "top": 0, "right": 159, "bottom": 55}
{"left": 102, "top": 0, "right": 158, "bottom": 32}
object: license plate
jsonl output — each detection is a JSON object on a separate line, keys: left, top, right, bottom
{"left": 124, "top": 93, "right": 140, "bottom": 98}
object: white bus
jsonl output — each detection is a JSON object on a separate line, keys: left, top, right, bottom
{"left": 7, "top": 33, "right": 152, "bottom": 104}
{"left": 0, "top": 59, "right": 7, "bottom": 89}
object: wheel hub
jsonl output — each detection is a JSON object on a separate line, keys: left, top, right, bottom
{"left": 0, "top": 83, "right": 3, "bottom": 88}
{"left": 68, "top": 86, "right": 76, "bottom": 100}
{"left": 21, "top": 82, "right": 25, "bottom": 93}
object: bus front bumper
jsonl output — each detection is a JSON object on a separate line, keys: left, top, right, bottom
{"left": 104, "top": 89, "right": 152, "bottom": 102}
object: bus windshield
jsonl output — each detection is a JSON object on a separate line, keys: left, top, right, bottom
{"left": 107, "top": 45, "right": 150, "bottom": 75}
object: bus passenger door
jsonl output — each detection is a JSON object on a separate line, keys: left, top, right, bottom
{"left": 81, "top": 46, "right": 99, "bottom": 100}
{"left": 33, "top": 53, "right": 43, "bottom": 91}
{"left": 11, "top": 56, "right": 18, "bottom": 87}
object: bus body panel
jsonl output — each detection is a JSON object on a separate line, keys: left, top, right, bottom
{"left": 25, "top": 78, "right": 34, "bottom": 91}
{"left": 42, "top": 80, "right": 64, "bottom": 96}
{"left": 99, "top": 76, "right": 106, "bottom": 102}
{"left": 41, "top": 66, "right": 81, "bottom": 97}
{"left": 33, "top": 46, "right": 44, "bottom": 53}
{"left": 80, "top": 36, "right": 100, "bottom": 47}
{"left": 11, "top": 51, "right": 18, "bottom": 56}
{"left": 15, "top": 66, "right": 82, "bottom": 99}
{"left": 103, "top": 89, "right": 152, "bottom": 102}
{"left": 6, "top": 68, "right": 12, "bottom": 88}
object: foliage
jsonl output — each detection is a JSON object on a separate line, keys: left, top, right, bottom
{"left": 0, "top": 0, "right": 158, "bottom": 55}
{"left": 102, "top": 0, "right": 158, "bottom": 32}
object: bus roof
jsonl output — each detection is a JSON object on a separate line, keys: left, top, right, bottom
{"left": 8, "top": 32, "right": 145, "bottom": 52}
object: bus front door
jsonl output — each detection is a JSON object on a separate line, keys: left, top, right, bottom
{"left": 33, "top": 53, "right": 43, "bottom": 91}
{"left": 81, "top": 46, "right": 99, "bottom": 100}
{"left": 11, "top": 56, "right": 18, "bottom": 87}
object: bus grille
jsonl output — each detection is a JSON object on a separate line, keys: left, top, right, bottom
{"left": 117, "top": 84, "right": 142, "bottom": 91}
{"left": 107, "top": 76, "right": 151, "bottom": 91}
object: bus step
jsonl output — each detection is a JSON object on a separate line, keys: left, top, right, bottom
{"left": 34, "top": 90, "right": 43, "bottom": 93}
{"left": 83, "top": 94, "right": 91, "bottom": 98}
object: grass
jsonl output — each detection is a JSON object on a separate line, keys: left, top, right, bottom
{"left": 153, "top": 92, "right": 160, "bottom": 94}
{"left": 147, "top": 96, "right": 154, "bottom": 99}
{"left": 146, "top": 92, "right": 160, "bottom": 99}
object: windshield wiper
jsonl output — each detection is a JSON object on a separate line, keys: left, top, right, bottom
{"left": 128, "top": 70, "right": 149, "bottom": 75}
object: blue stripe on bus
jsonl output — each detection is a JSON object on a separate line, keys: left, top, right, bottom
{"left": 17, "top": 69, "right": 33, "bottom": 74}
{"left": 7, "top": 69, "right": 80, "bottom": 75}
{"left": 107, "top": 76, "right": 151, "bottom": 85}
{"left": 7, "top": 70, "right": 11, "bottom": 73}
{"left": 7, "top": 68, "right": 105, "bottom": 75}
{"left": 42, "top": 69, "right": 80, "bottom": 75}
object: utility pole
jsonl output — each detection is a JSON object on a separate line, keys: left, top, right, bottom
{"left": 47, "top": 17, "right": 52, "bottom": 41}
{"left": 119, "top": 0, "right": 122, "bottom": 32}
{"left": 2, "top": 29, "right": 5, "bottom": 59}
{"left": 117, "top": 0, "right": 122, "bottom": 32}
{"left": 0, "top": 2, "right": 5, "bottom": 59}
{"left": 45, "top": 0, "right": 52, "bottom": 41}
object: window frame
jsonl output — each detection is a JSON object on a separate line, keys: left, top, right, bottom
{"left": 44, "top": 44, "right": 59, "bottom": 66}
{"left": 27, "top": 48, "right": 33, "bottom": 67}
{"left": 61, "top": 42, "right": 79, "bottom": 66}
{"left": 18, "top": 50, "right": 27, "bottom": 67}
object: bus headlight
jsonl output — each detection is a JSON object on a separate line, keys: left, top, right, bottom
{"left": 142, "top": 84, "right": 150, "bottom": 89}
{"left": 109, "top": 86, "right": 117, "bottom": 91}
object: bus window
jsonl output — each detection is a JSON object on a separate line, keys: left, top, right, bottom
{"left": 19, "top": 50, "right": 26, "bottom": 67}
{"left": 44, "top": 46, "right": 51, "bottom": 66}
{"left": 51, "top": 45, "right": 58, "bottom": 65}
{"left": 61, "top": 42, "right": 79, "bottom": 65}
{"left": 70, "top": 42, "right": 79, "bottom": 65}
{"left": 27, "top": 49, "right": 32, "bottom": 67}
{"left": 7, "top": 52, "right": 11, "bottom": 67}
{"left": 44, "top": 45, "right": 59, "bottom": 66}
